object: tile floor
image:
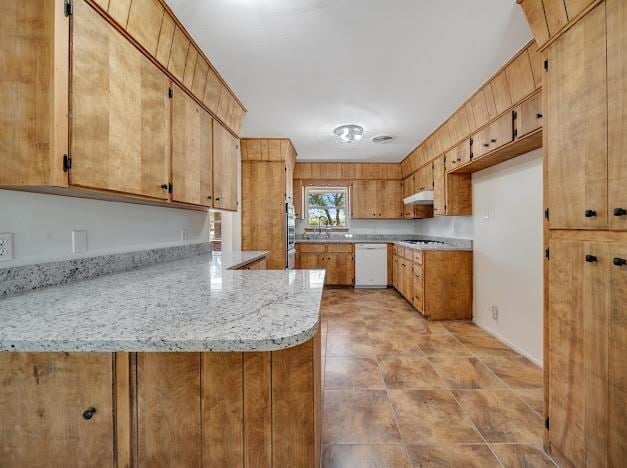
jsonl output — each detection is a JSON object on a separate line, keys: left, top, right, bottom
{"left": 320, "top": 288, "right": 557, "bottom": 468}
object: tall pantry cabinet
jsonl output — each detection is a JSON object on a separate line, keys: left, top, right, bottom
{"left": 0, "top": 0, "right": 243, "bottom": 211}
{"left": 519, "top": 0, "right": 626, "bottom": 466}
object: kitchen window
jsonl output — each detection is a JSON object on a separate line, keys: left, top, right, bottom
{"left": 305, "top": 187, "right": 349, "bottom": 228}
{"left": 210, "top": 211, "right": 222, "bottom": 251}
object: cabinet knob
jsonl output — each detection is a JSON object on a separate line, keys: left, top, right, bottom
{"left": 584, "top": 209, "right": 597, "bottom": 218}
{"left": 207, "top": 195, "right": 212, "bottom": 200}
{"left": 160, "top": 184, "right": 168, "bottom": 191}
{"left": 82, "top": 407, "right": 97, "bottom": 420}
{"left": 613, "top": 257, "right": 626, "bottom": 266}
{"left": 613, "top": 208, "right": 626, "bottom": 216}
{"left": 490, "top": 138, "right": 497, "bottom": 143}
{"left": 536, "top": 113, "right": 543, "bottom": 119}
{"left": 215, "top": 197, "right": 221, "bottom": 201}
{"left": 483, "top": 143, "right": 490, "bottom": 147}
{"left": 585, "top": 255, "right": 597, "bottom": 263}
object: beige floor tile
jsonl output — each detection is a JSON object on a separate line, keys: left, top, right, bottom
{"left": 480, "top": 355, "right": 543, "bottom": 389}
{"left": 515, "top": 388, "right": 544, "bottom": 416}
{"left": 388, "top": 390, "right": 483, "bottom": 444}
{"left": 326, "top": 333, "right": 376, "bottom": 358}
{"left": 325, "top": 357, "right": 385, "bottom": 390}
{"left": 326, "top": 317, "right": 368, "bottom": 335}
{"left": 455, "top": 334, "right": 519, "bottom": 357}
{"left": 378, "top": 356, "right": 446, "bottom": 389}
{"left": 452, "top": 390, "right": 543, "bottom": 444}
{"left": 442, "top": 321, "right": 490, "bottom": 336}
{"left": 428, "top": 356, "right": 507, "bottom": 389}
{"left": 490, "top": 444, "right": 556, "bottom": 467}
{"left": 369, "top": 329, "right": 426, "bottom": 357}
{"left": 322, "top": 390, "right": 401, "bottom": 444}
{"left": 322, "top": 444, "right": 411, "bottom": 468}
{"left": 415, "top": 335, "right": 473, "bottom": 356}
{"left": 406, "top": 444, "right": 501, "bottom": 468}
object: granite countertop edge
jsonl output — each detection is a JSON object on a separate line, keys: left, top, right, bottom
{"left": 295, "top": 238, "right": 472, "bottom": 251}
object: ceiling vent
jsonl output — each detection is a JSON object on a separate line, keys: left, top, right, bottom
{"left": 372, "top": 135, "right": 393, "bottom": 143}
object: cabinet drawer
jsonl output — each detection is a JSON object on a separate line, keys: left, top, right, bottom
{"left": 413, "top": 263, "right": 423, "bottom": 278}
{"left": 472, "top": 112, "right": 514, "bottom": 159}
{"left": 298, "top": 244, "right": 326, "bottom": 253}
{"left": 326, "top": 243, "right": 354, "bottom": 253}
{"left": 403, "top": 248, "right": 414, "bottom": 261}
{"left": 413, "top": 251, "right": 423, "bottom": 265}
{"left": 412, "top": 279, "right": 424, "bottom": 312}
{"left": 515, "top": 92, "right": 543, "bottom": 138}
{"left": 445, "top": 139, "right": 472, "bottom": 171}
{"left": 393, "top": 245, "right": 398, "bottom": 255}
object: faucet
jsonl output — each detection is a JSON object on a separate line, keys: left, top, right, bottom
{"left": 317, "top": 216, "right": 325, "bottom": 239}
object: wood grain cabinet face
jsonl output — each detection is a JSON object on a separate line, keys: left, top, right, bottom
{"left": 377, "top": 180, "right": 403, "bottom": 219}
{"left": 519, "top": 0, "right": 550, "bottom": 45}
{"left": 171, "top": 86, "right": 213, "bottom": 207}
{"left": 432, "top": 156, "right": 446, "bottom": 216}
{"left": 71, "top": 0, "right": 170, "bottom": 199}
{"left": 472, "top": 112, "right": 514, "bottom": 159}
{"left": 125, "top": 0, "right": 165, "bottom": 55}
{"left": 505, "top": 50, "right": 536, "bottom": 105}
{"left": 352, "top": 180, "right": 378, "bottom": 218}
{"left": 213, "top": 121, "right": 239, "bottom": 211}
{"left": 0, "top": 353, "right": 115, "bottom": 467}
{"left": 547, "top": 3, "right": 608, "bottom": 230}
{"left": 515, "top": 92, "right": 543, "bottom": 139}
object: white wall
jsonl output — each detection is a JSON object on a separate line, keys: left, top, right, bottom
{"left": 296, "top": 218, "right": 417, "bottom": 235}
{"left": 413, "top": 215, "right": 473, "bottom": 239}
{"left": 0, "top": 190, "right": 211, "bottom": 268}
{"left": 221, "top": 156, "right": 242, "bottom": 251}
{"left": 471, "top": 149, "right": 543, "bottom": 364}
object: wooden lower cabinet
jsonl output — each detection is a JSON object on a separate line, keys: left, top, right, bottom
{"left": 548, "top": 238, "right": 626, "bottom": 467}
{"left": 296, "top": 244, "right": 354, "bottom": 286}
{"left": 392, "top": 246, "right": 472, "bottom": 320}
{"left": 0, "top": 334, "right": 321, "bottom": 467}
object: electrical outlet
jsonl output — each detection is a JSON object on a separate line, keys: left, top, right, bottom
{"left": 72, "top": 230, "right": 88, "bottom": 254}
{"left": 490, "top": 305, "right": 498, "bottom": 321}
{"left": 181, "top": 229, "right": 189, "bottom": 242}
{"left": 0, "top": 233, "right": 14, "bottom": 261}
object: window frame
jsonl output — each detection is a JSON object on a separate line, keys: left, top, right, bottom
{"left": 304, "top": 186, "right": 351, "bottom": 229}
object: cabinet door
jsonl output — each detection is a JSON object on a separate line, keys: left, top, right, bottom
{"left": 515, "top": 92, "right": 543, "bottom": 138}
{"left": 473, "top": 112, "right": 513, "bottom": 159}
{"left": 0, "top": 353, "right": 114, "bottom": 466}
{"left": 392, "top": 254, "right": 398, "bottom": 289}
{"left": 412, "top": 263, "right": 424, "bottom": 312}
{"left": 299, "top": 252, "right": 321, "bottom": 270}
{"left": 547, "top": 4, "right": 607, "bottom": 229}
{"left": 285, "top": 163, "right": 294, "bottom": 203}
{"left": 294, "top": 179, "right": 304, "bottom": 219}
{"left": 213, "top": 121, "right": 239, "bottom": 211}
{"left": 71, "top": 0, "right": 170, "bottom": 199}
{"left": 505, "top": 50, "right": 536, "bottom": 105}
{"left": 352, "top": 180, "right": 377, "bottom": 218}
{"left": 171, "top": 86, "right": 213, "bottom": 206}
{"left": 402, "top": 261, "right": 413, "bottom": 300}
{"left": 377, "top": 180, "right": 402, "bottom": 219}
{"left": 432, "top": 156, "right": 446, "bottom": 216}
{"left": 608, "top": 0, "right": 627, "bottom": 231}
{"left": 325, "top": 253, "right": 354, "bottom": 286}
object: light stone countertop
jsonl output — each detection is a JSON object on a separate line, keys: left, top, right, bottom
{"left": 0, "top": 251, "right": 325, "bottom": 353}
{"left": 296, "top": 237, "right": 472, "bottom": 251}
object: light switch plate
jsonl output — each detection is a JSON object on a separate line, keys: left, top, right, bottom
{"left": 72, "top": 230, "right": 88, "bottom": 254}
{"left": 0, "top": 233, "right": 14, "bottom": 261}
{"left": 181, "top": 229, "right": 189, "bottom": 242}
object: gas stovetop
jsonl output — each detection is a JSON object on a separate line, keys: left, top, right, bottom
{"left": 401, "top": 239, "right": 446, "bottom": 246}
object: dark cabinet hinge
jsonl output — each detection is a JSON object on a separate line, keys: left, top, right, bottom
{"left": 168, "top": 87, "right": 173, "bottom": 98}
{"left": 545, "top": 417, "right": 550, "bottom": 430}
{"left": 63, "top": 154, "right": 72, "bottom": 172}
{"left": 513, "top": 128, "right": 518, "bottom": 138}
{"left": 545, "top": 248, "right": 550, "bottom": 260}
{"left": 544, "top": 208, "right": 549, "bottom": 220}
{"left": 64, "top": 0, "right": 73, "bottom": 16}
{"left": 161, "top": 182, "right": 173, "bottom": 193}
{"left": 544, "top": 59, "right": 549, "bottom": 71}
{"left": 469, "top": 137, "right": 473, "bottom": 145}
{"left": 512, "top": 110, "right": 517, "bottom": 119}
{"left": 470, "top": 152, "right": 474, "bottom": 160}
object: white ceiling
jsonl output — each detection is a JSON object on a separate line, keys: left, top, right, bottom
{"left": 166, "top": 0, "right": 532, "bottom": 162}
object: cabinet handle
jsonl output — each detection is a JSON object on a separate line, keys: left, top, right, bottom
{"left": 215, "top": 197, "right": 221, "bottom": 201}
{"left": 585, "top": 255, "right": 597, "bottom": 263}
{"left": 160, "top": 184, "right": 169, "bottom": 191}
{"left": 584, "top": 209, "right": 597, "bottom": 218}
{"left": 490, "top": 138, "right": 497, "bottom": 143}
{"left": 613, "top": 257, "right": 626, "bottom": 266}
{"left": 207, "top": 195, "right": 212, "bottom": 200}
{"left": 483, "top": 143, "right": 490, "bottom": 147}
{"left": 536, "top": 113, "right": 543, "bottom": 119}
{"left": 613, "top": 208, "right": 626, "bottom": 216}
{"left": 82, "top": 407, "right": 97, "bottom": 420}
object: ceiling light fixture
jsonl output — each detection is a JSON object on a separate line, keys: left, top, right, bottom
{"left": 334, "top": 124, "right": 364, "bottom": 144}
{"left": 372, "top": 135, "right": 393, "bottom": 143}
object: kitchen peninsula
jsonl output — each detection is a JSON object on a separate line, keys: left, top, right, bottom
{"left": 0, "top": 250, "right": 323, "bottom": 467}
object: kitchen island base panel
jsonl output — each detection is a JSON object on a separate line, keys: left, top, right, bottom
{"left": 0, "top": 332, "right": 321, "bottom": 468}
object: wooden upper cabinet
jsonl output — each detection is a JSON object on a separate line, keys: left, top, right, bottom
{"left": 483, "top": 85, "right": 498, "bottom": 119}
{"left": 543, "top": 0, "right": 569, "bottom": 36}
{"left": 352, "top": 180, "right": 378, "bottom": 218}
{"left": 171, "top": 86, "right": 213, "bottom": 207}
{"left": 490, "top": 71, "right": 513, "bottom": 115}
{"left": 71, "top": 0, "right": 170, "bottom": 199}
{"left": 377, "top": 180, "right": 402, "bottom": 219}
{"left": 445, "top": 139, "right": 471, "bottom": 171}
{"left": 213, "top": 121, "right": 239, "bottom": 211}
{"left": 168, "top": 27, "right": 190, "bottom": 82}
{"left": 125, "top": 0, "right": 164, "bottom": 55}
{"left": 470, "top": 91, "right": 490, "bottom": 128}
{"left": 106, "top": 0, "right": 132, "bottom": 26}
{"left": 515, "top": 92, "right": 543, "bottom": 138}
{"left": 505, "top": 51, "right": 536, "bottom": 105}
{"left": 607, "top": 0, "right": 627, "bottom": 231}
{"left": 519, "top": 0, "right": 550, "bottom": 45}
{"left": 527, "top": 44, "right": 543, "bottom": 89}
{"left": 547, "top": 3, "right": 607, "bottom": 230}
{"left": 563, "top": 0, "right": 597, "bottom": 20}
{"left": 183, "top": 47, "right": 198, "bottom": 89}
{"left": 155, "top": 12, "right": 175, "bottom": 66}
{"left": 192, "top": 58, "right": 209, "bottom": 99}
{"left": 432, "top": 156, "right": 446, "bottom": 216}
{"left": 472, "top": 112, "right": 514, "bottom": 159}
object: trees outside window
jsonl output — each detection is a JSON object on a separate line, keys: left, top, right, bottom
{"left": 306, "top": 187, "right": 349, "bottom": 227}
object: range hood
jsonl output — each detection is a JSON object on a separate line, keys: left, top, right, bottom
{"left": 403, "top": 190, "right": 434, "bottom": 205}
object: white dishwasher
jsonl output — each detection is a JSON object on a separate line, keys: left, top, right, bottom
{"left": 355, "top": 244, "right": 388, "bottom": 288}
